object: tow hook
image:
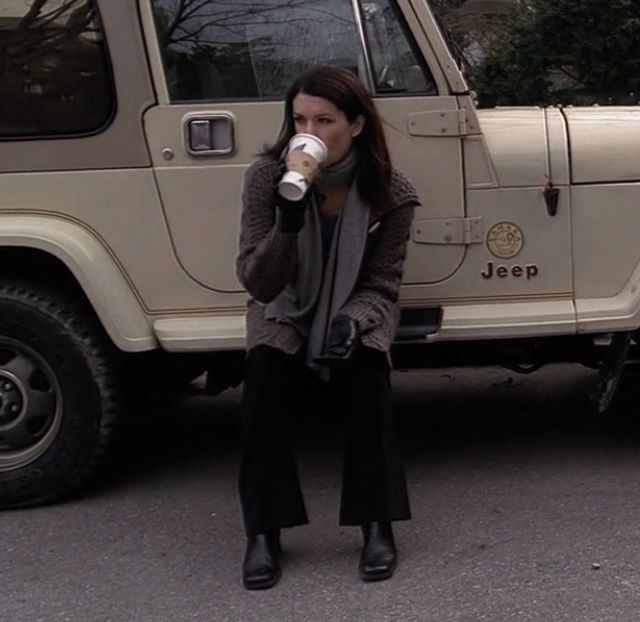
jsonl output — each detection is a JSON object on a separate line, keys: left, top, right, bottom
{"left": 589, "top": 332, "right": 632, "bottom": 415}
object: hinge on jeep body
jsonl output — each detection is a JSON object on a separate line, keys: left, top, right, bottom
{"left": 413, "top": 217, "right": 483, "bottom": 245}
{"left": 407, "top": 109, "right": 468, "bottom": 137}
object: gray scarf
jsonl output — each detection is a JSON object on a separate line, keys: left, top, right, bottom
{"left": 264, "top": 151, "right": 369, "bottom": 369}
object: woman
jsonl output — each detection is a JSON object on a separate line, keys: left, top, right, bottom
{"left": 236, "top": 65, "right": 420, "bottom": 589}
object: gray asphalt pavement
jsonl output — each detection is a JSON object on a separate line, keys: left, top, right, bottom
{"left": 4, "top": 364, "right": 640, "bottom": 622}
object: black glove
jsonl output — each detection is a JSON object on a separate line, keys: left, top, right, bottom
{"left": 276, "top": 194, "right": 308, "bottom": 233}
{"left": 315, "top": 315, "right": 360, "bottom": 368}
{"left": 273, "top": 163, "right": 308, "bottom": 233}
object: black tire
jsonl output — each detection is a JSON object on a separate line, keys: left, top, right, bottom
{"left": 0, "top": 281, "right": 123, "bottom": 509}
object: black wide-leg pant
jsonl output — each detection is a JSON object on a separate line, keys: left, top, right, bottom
{"left": 239, "top": 344, "right": 411, "bottom": 536}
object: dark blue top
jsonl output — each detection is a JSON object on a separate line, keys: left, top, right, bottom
{"left": 320, "top": 212, "right": 338, "bottom": 264}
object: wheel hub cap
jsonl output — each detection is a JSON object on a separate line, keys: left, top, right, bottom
{"left": 0, "top": 375, "right": 23, "bottom": 426}
{"left": 0, "top": 342, "right": 60, "bottom": 465}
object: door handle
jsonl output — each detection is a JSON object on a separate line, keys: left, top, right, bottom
{"left": 184, "top": 113, "right": 235, "bottom": 156}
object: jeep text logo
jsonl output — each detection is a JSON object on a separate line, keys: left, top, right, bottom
{"left": 481, "top": 262, "right": 539, "bottom": 280}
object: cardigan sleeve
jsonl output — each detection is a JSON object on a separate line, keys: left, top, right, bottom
{"left": 236, "top": 159, "right": 299, "bottom": 303}
{"left": 338, "top": 201, "right": 416, "bottom": 333}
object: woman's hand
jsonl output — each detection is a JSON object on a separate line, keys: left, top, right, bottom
{"left": 315, "top": 315, "right": 360, "bottom": 369}
{"left": 273, "top": 165, "right": 308, "bottom": 233}
{"left": 276, "top": 194, "right": 308, "bottom": 233}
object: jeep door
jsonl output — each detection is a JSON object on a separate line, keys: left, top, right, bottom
{"left": 141, "top": 0, "right": 466, "bottom": 294}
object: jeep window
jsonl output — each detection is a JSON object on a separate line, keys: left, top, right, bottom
{"left": 361, "top": 0, "right": 436, "bottom": 95}
{"left": 153, "top": 0, "right": 371, "bottom": 101}
{"left": 152, "top": 0, "right": 367, "bottom": 101}
{"left": 0, "top": 0, "right": 114, "bottom": 139}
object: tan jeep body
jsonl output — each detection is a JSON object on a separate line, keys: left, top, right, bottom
{"left": 1, "top": 0, "right": 639, "bottom": 507}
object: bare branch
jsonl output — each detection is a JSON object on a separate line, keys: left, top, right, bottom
{"left": 15, "top": 0, "right": 50, "bottom": 32}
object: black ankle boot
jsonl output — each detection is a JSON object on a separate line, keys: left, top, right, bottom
{"left": 242, "top": 530, "right": 281, "bottom": 590}
{"left": 359, "top": 521, "right": 397, "bottom": 582}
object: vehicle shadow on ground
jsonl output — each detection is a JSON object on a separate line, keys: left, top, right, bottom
{"left": 95, "top": 363, "right": 640, "bottom": 497}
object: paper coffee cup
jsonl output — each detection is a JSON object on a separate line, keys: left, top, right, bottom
{"left": 277, "top": 133, "right": 328, "bottom": 200}
{"left": 287, "top": 133, "right": 328, "bottom": 165}
{"left": 278, "top": 171, "right": 309, "bottom": 201}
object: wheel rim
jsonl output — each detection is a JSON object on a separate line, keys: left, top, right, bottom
{"left": 0, "top": 338, "right": 62, "bottom": 471}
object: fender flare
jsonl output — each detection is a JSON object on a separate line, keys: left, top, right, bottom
{"left": 0, "top": 215, "right": 156, "bottom": 352}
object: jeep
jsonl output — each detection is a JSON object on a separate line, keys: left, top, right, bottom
{"left": 1, "top": 0, "right": 639, "bottom": 508}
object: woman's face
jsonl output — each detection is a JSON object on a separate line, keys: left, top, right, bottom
{"left": 291, "top": 92, "right": 364, "bottom": 166}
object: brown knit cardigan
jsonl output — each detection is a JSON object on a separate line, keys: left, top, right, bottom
{"left": 236, "top": 156, "right": 420, "bottom": 357}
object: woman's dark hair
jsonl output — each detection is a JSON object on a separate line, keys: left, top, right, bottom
{"left": 264, "top": 65, "right": 392, "bottom": 209}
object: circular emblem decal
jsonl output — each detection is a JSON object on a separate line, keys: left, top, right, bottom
{"left": 486, "top": 222, "right": 524, "bottom": 259}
